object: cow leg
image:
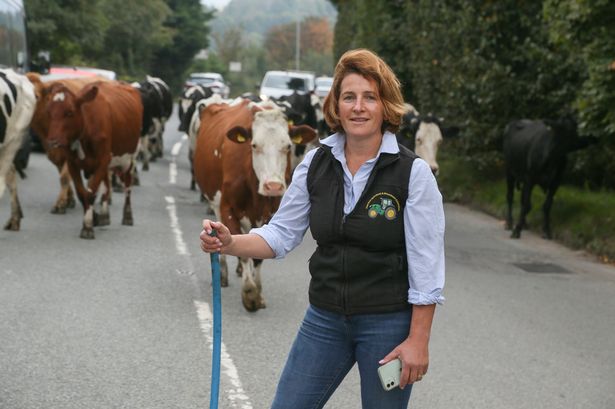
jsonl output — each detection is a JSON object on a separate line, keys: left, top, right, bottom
{"left": 512, "top": 182, "right": 533, "bottom": 239}
{"left": 189, "top": 148, "right": 196, "bottom": 191}
{"left": 541, "top": 189, "right": 555, "bottom": 240}
{"left": 239, "top": 257, "right": 265, "bottom": 312}
{"left": 148, "top": 119, "right": 162, "bottom": 161}
{"left": 52, "top": 163, "right": 75, "bottom": 214}
{"left": 505, "top": 172, "right": 515, "bottom": 230}
{"left": 542, "top": 167, "right": 563, "bottom": 240}
{"left": 140, "top": 137, "right": 150, "bottom": 171}
{"left": 68, "top": 163, "right": 95, "bottom": 239}
{"left": 120, "top": 164, "right": 134, "bottom": 226}
{"left": 219, "top": 254, "right": 229, "bottom": 287}
{"left": 97, "top": 174, "right": 111, "bottom": 226}
{"left": 3, "top": 166, "right": 23, "bottom": 231}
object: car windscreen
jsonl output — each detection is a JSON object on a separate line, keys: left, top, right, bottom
{"left": 264, "top": 75, "right": 307, "bottom": 91}
{"left": 191, "top": 76, "right": 216, "bottom": 84}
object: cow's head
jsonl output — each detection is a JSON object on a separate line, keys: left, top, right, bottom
{"left": 227, "top": 107, "right": 316, "bottom": 196}
{"left": 399, "top": 111, "right": 459, "bottom": 176}
{"left": 45, "top": 84, "right": 98, "bottom": 163}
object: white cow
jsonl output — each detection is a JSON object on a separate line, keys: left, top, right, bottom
{"left": 397, "top": 103, "right": 459, "bottom": 175}
{"left": 0, "top": 69, "right": 36, "bottom": 230}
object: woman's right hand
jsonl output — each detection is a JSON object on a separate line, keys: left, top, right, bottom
{"left": 200, "top": 219, "right": 233, "bottom": 253}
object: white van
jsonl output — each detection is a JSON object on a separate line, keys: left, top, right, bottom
{"left": 259, "top": 70, "right": 315, "bottom": 100}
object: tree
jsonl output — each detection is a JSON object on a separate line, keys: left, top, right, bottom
{"left": 96, "top": 0, "right": 173, "bottom": 77}
{"left": 152, "top": 0, "right": 214, "bottom": 92}
{"left": 25, "top": 0, "right": 108, "bottom": 65}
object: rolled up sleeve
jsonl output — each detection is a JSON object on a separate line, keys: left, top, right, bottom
{"left": 405, "top": 159, "right": 446, "bottom": 305}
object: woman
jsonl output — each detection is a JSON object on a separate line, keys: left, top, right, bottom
{"left": 200, "top": 48, "right": 445, "bottom": 409}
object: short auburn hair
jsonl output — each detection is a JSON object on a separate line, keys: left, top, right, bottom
{"left": 323, "top": 48, "right": 406, "bottom": 134}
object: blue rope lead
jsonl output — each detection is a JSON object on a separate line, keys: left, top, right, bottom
{"left": 209, "top": 231, "right": 222, "bottom": 409}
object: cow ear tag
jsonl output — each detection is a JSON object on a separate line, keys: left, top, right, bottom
{"left": 288, "top": 120, "right": 294, "bottom": 126}
{"left": 292, "top": 135, "right": 303, "bottom": 144}
{"left": 236, "top": 134, "right": 246, "bottom": 143}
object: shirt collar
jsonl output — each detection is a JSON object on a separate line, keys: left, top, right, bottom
{"left": 321, "top": 131, "right": 400, "bottom": 160}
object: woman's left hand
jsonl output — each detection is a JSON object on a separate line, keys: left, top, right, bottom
{"left": 379, "top": 335, "right": 429, "bottom": 389}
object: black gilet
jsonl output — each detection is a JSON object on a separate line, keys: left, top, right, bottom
{"left": 306, "top": 143, "right": 418, "bottom": 315}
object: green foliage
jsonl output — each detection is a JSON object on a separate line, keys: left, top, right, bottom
{"left": 25, "top": 0, "right": 108, "bottom": 64}
{"left": 24, "top": 0, "right": 212, "bottom": 94}
{"left": 332, "top": 0, "right": 615, "bottom": 188}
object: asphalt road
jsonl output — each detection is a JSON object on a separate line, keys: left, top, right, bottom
{"left": 1, "top": 110, "right": 614, "bottom": 409}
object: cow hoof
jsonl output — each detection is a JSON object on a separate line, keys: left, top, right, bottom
{"left": 510, "top": 231, "right": 521, "bottom": 239}
{"left": 51, "top": 205, "right": 66, "bottom": 215}
{"left": 98, "top": 213, "right": 111, "bottom": 226}
{"left": 236, "top": 264, "right": 243, "bottom": 277}
{"left": 3, "top": 218, "right": 20, "bottom": 231}
{"left": 67, "top": 198, "right": 76, "bottom": 209}
{"left": 241, "top": 289, "right": 266, "bottom": 312}
{"left": 80, "top": 228, "right": 95, "bottom": 239}
{"left": 142, "top": 163, "right": 149, "bottom": 171}
{"left": 122, "top": 214, "right": 134, "bottom": 226}
{"left": 220, "top": 276, "right": 229, "bottom": 287}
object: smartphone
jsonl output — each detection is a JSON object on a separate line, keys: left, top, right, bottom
{"left": 377, "top": 358, "right": 402, "bottom": 391}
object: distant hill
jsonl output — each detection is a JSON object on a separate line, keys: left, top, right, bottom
{"left": 209, "top": 0, "right": 337, "bottom": 44}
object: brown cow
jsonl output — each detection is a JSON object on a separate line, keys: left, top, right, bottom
{"left": 27, "top": 73, "right": 108, "bottom": 214}
{"left": 45, "top": 81, "right": 143, "bottom": 239}
{"left": 194, "top": 100, "right": 317, "bottom": 311}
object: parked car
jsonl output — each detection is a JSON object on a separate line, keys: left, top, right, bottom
{"left": 259, "top": 70, "right": 315, "bottom": 100}
{"left": 315, "top": 76, "right": 333, "bottom": 99}
{"left": 184, "top": 72, "right": 230, "bottom": 98}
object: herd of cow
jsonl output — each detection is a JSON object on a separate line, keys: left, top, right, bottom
{"left": 0, "top": 67, "right": 596, "bottom": 311}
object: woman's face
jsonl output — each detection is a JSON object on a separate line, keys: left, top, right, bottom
{"left": 338, "top": 73, "right": 384, "bottom": 141}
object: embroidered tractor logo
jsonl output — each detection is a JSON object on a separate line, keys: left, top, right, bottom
{"left": 367, "top": 197, "right": 397, "bottom": 220}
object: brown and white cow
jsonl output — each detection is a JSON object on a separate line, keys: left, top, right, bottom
{"left": 27, "top": 73, "right": 108, "bottom": 214}
{"left": 0, "top": 69, "right": 36, "bottom": 230}
{"left": 45, "top": 81, "right": 143, "bottom": 239}
{"left": 194, "top": 99, "right": 317, "bottom": 311}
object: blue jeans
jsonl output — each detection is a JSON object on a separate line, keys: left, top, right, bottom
{"left": 271, "top": 305, "right": 413, "bottom": 409}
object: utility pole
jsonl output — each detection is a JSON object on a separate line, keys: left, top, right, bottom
{"left": 295, "top": 10, "right": 301, "bottom": 70}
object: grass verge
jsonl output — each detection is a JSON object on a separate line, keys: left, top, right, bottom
{"left": 437, "top": 151, "right": 615, "bottom": 263}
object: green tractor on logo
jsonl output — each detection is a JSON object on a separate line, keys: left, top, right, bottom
{"left": 367, "top": 197, "right": 397, "bottom": 220}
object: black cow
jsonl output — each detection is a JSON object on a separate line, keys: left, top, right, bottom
{"left": 138, "top": 76, "right": 172, "bottom": 160}
{"left": 178, "top": 84, "right": 213, "bottom": 134}
{"left": 273, "top": 91, "right": 320, "bottom": 169}
{"left": 132, "top": 82, "right": 163, "bottom": 171}
{"left": 503, "top": 117, "right": 596, "bottom": 239}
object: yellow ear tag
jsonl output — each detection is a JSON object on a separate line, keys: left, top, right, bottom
{"left": 236, "top": 134, "right": 246, "bottom": 143}
{"left": 288, "top": 120, "right": 294, "bottom": 126}
{"left": 292, "top": 135, "right": 303, "bottom": 144}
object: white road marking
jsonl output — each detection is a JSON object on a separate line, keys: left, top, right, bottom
{"left": 170, "top": 160, "right": 178, "bottom": 185}
{"left": 169, "top": 134, "right": 188, "bottom": 184}
{"left": 165, "top": 196, "right": 188, "bottom": 255}
{"left": 194, "top": 301, "right": 254, "bottom": 409}
{"left": 165, "top": 193, "right": 252, "bottom": 408}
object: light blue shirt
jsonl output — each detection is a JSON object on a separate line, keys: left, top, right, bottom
{"left": 251, "top": 131, "right": 445, "bottom": 305}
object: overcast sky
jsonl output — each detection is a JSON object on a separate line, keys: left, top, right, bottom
{"left": 200, "top": 0, "right": 231, "bottom": 11}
